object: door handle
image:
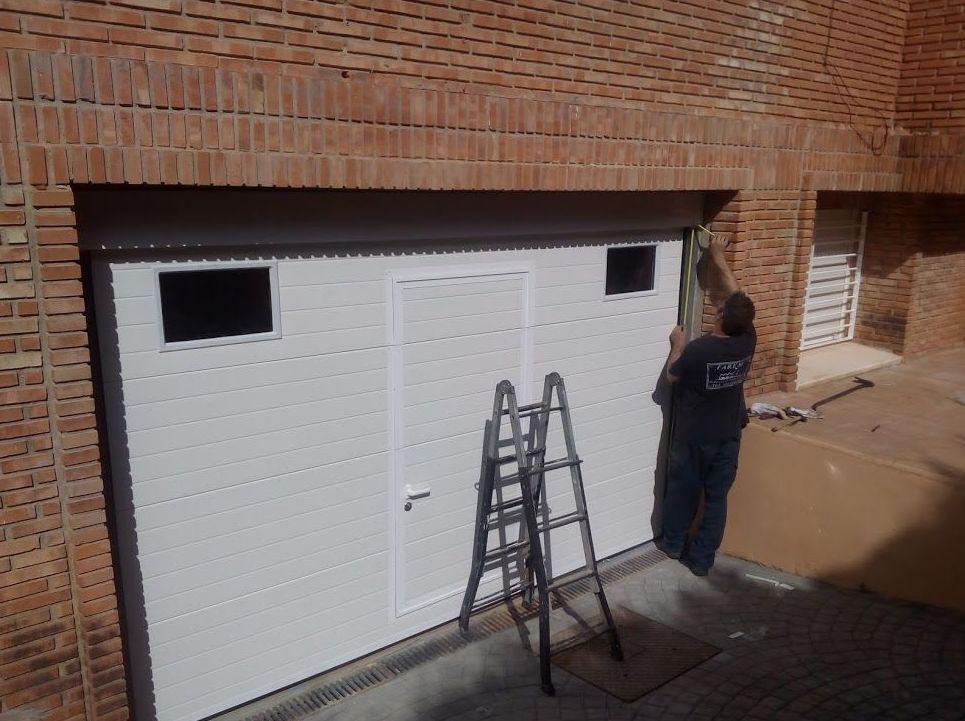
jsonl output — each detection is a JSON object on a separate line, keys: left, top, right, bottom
{"left": 404, "top": 485, "right": 431, "bottom": 500}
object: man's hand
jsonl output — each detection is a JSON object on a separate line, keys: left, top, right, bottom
{"left": 708, "top": 234, "right": 728, "bottom": 260}
{"left": 669, "top": 325, "right": 687, "bottom": 348}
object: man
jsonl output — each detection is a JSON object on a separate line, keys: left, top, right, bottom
{"left": 661, "top": 235, "right": 756, "bottom": 576}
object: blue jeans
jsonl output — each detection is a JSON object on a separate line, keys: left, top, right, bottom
{"left": 661, "top": 437, "right": 741, "bottom": 571}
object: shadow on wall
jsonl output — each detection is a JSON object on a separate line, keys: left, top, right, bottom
{"left": 722, "top": 426, "right": 965, "bottom": 613}
{"left": 818, "top": 455, "right": 965, "bottom": 610}
{"left": 649, "top": 367, "right": 673, "bottom": 540}
{"left": 84, "top": 258, "right": 158, "bottom": 721}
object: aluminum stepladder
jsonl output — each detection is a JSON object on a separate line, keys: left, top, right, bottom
{"left": 459, "top": 372, "right": 623, "bottom": 696}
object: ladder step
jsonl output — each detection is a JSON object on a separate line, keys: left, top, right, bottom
{"left": 496, "top": 448, "right": 544, "bottom": 464}
{"left": 499, "top": 458, "right": 581, "bottom": 483}
{"left": 504, "top": 405, "right": 564, "bottom": 418}
{"left": 489, "top": 498, "right": 525, "bottom": 513}
{"left": 511, "top": 402, "right": 545, "bottom": 413}
{"left": 536, "top": 458, "right": 581, "bottom": 473}
{"left": 482, "top": 512, "right": 585, "bottom": 560}
{"left": 536, "top": 511, "right": 584, "bottom": 533}
{"left": 484, "top": 539, "right": 528, "bottom": 560}
{"left": 519, "top": 406, "right": 564, "bottom": 418}
{"left": 547, "top": 568, "right": 596, "bottom": 593}
{"left": 499, "top": 454, "right": 583, "bottom": 481}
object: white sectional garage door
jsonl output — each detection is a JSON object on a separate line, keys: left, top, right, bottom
{"left": 85, "top": 191, "right": 696, "bottom": 721}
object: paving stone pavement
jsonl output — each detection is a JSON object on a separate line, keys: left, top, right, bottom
{"left": 311, "top": 554, "right": 965, "bottom": 721}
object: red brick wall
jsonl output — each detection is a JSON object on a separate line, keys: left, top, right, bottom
{"left": 898, "top": 1, "right": 965, "bottom": 191}
{"left": 898, "top": 0, "right": 965, "bottom": 133}
{"left": 905, "top": 196, "right": 965, "bottom": 355}
{"left": 2, "top": 0, "right": 908, "bottom": 128}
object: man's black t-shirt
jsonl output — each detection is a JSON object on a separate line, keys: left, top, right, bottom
{"left": 669, "top": 328, "right": 756, "bottom": 443}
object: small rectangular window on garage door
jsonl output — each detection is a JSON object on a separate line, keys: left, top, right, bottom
{"left": 604, "top": 244, "right": 657, "bottom": 298}
{"left": 156, "top": 263, "right": 281, "bottom": 350}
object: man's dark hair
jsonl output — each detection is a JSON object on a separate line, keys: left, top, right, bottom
{"left": 721, "top": 291, "right": 755, "bottom": 336}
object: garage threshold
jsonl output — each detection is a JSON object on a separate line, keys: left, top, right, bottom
{"left": 209, "top": 544, "right": 668, "bottom": 721}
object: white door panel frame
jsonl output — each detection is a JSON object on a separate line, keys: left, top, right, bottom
{"left": 387, "top": 264, "right": 534, "bottom": 617}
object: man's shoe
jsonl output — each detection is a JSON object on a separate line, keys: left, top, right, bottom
{"left": 681, "top": 556, "right": 710, "bottom": 577}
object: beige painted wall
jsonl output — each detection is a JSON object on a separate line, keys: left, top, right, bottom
{"left": 722, "top": 425, "right": 965, "bottom": 612}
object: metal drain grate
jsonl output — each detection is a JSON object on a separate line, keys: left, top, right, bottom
{"left": 232, "top": 544, "right": 667, "bottom": 721}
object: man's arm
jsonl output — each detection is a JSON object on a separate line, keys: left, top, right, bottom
{"left": 667, "top": 235, "right": 740, "bottom": 384}
{"left": 703, "top": 235, "right": 740, "bottom": 307}
{"left": 665, "top": 324, "right": 687, "bottom": 384}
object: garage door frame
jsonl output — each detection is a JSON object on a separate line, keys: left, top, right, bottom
{"left": 80, "top": 188, "right": 701, "bottom": 721}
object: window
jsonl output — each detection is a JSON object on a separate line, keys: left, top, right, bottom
{"left": 605, "top": 245, "right": 656, "bottom": 296}
{"left": 157, "top": 265, "right": 279, "bottom": 348}
{"left": 801, "top": 209, "right": 866, "bottom": 350}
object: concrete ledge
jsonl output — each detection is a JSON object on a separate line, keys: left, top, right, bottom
{"left": 796, "top": 342, "right": 901, "bottom": 389}
{"left": 722, "top": 424, "right": 965, "bottom": 612}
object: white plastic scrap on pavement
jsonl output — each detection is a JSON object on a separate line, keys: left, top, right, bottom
{"left": 728, "top": 631, "right": 745, "bottom": 639}
{"left": 749, "top": 403, "right": 823, "bottom": 421}
{"left": 749, "top": 402, "right": 784, "bottom": 419}
{"left": 745, "top": 573, "right": 795, "bottom": 591}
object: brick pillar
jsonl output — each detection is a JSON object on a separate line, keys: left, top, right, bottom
{"left": 704, "top": 190, "right": 817, "bottom": 394}
{"left": 1, "top": 183, "right": 86, "bottom": 720}
{"left": 779, "top": 192, "right": 817, "bottom": 388}
{"left": 2, "top": 184, "right": 87, "bottom": 721}
{"left": 0, "top": 190, "right": 130, "bottom": 719}
{"left": 33, "top": 186, "right": 130, "bottom": 721}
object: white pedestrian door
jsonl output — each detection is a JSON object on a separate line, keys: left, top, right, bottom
{"left": 802, "top": 209, "right": 867, "bottom": 349}
{"left": 391, "top": 268, "right": 530, "bottom": 615}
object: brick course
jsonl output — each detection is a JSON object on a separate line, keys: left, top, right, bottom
{"left": 0, "top": 3, "right": 962, "bottom": 721}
